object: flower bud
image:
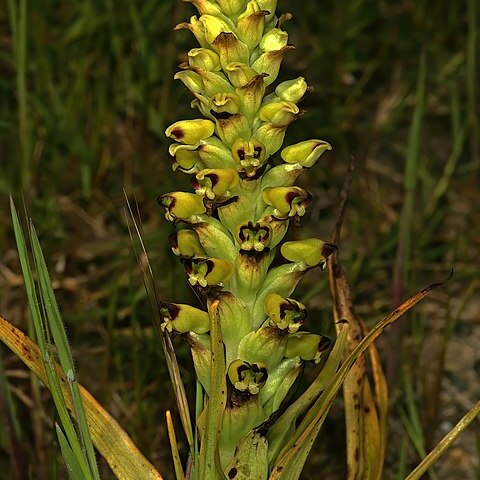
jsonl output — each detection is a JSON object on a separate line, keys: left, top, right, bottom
{"left": 231, "top": 138, "right": 267, "bottom": 177}
{"left": 281, "top": 139, "right": 332, "bottom": 168}
{"left": 213, "top": 32, "right": 250, "bottom": 70}
{"left": 225, "top": 62, "right": 258, "bottom": 87}
{"left": 158, "top": 192, "right": 206, "bottom": 221}
{"left": 280, "top": 238, "right": 337, "bottom": 268}
{"left": 169, "top": 229, "right": 206, "bottom": 257}
{"left": 216, "top": 114, "right": 251, "bottom": 148}
{"left": 198, "top": 136, "right": 236, "bottom": 169}
{"left": 237, "top": 2, "right": 269, "bottom": 51}
{"left": 183, "top": 0, "right": 224, "bottom": 16}
{"left": 236, "top": 221, "right": 271, "bottom": 252}
{"left": 227, "top": 359, "right": 268, "bottom": 394}
{"left": 275, "top": 77, "right": 309, "bottom": 103}
{"left": 258, "top": 100, "right": 299, "bottom": 125}
{"left": 185, "top": 65, "right": 235, "bottom": 96}
{"left": 252, "top": 45, "right": 294, "bottom": 86}
{"left": 169, "top": 143, "right": 204, "bottom": 173}
{"left": 187, "top": 47, "right": 221, "bottom": 71}
{"left": 237, "top": 326, "right": 287, "bottom": 371}
{"left": 166, "top": 119, "right": 215, "bottom": 144}
{"left": 257, "top": 0, "right": 277, "bottom": 22}
{"left": 210, "top": 92, "right": 241, "bottom": 116}
{"left": 264, "top": 293, "right": 307, "bottom": 333}
{"left": 174, "top": 16, "right": 209, "bottom": 49}
{"left": 254, "top": 122, "right": 287, "bottom": 155}
{"left": 159, "top": 303, "right": 210, "bottom": 334}
{"left": 259, "top": 27, "right": 288, "bottom": 52}
{"left": 192, "top": 168, "right": 239, "bottom": 199}
{"left": 285, "top": 332, "right": 331, "bottom": 363}
{"left": 262, "top": 186, "right": 312, "bottom": 219}
{"left": 217, "top": 0, "right": 245, "bottom": 17}
{"left": 199, "top": 14, "right": 234, "bottom": 45}
{"left": 174, "top": 70, "right": 204, "bottom": 94}
{"left": 183, "top": 257, "right": 234, "bottom": 287}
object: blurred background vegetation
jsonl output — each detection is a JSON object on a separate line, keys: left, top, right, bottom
{"left": 0, "top": 0, "right": 479, "bottom": 478}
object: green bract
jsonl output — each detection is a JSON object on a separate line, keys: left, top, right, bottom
{"left": 162, "top": 0, "right": 336, "bottom": 477}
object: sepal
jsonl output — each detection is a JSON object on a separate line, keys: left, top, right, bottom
{"left": 183, "top": 257, "right": 234, "bottom": 287}
{"left": 285, "top": 332, "right": 331, "bottom": 363}
{"left": 187, "top": 47, "right": 221, "bottom": 71}
{"left": 198, "top": 136, "right": 237, "bottom": 169}
{"left": 264, "top": 293, "right": 306, "bottom": 333}
{"left": 227, "top": 359, "right": 268, "bottom": 394}
{"left": 237, "top": 326, "right": 287, "bottom": 371}
{"left": 159, "top": 303, "right": 210, "bottom": 334}
{"left": 258, "top": 100, "right": 299, "bottom": 126}
{"left": 275, "top": 76, "right": 308, "bottom": 103}
{"left": 165, "top": 119, "right": 215, "bottom": 144}
{"left": 158, "top": 191, "right": 206, "bottom": 221}
{"left": 213, "top": 32, "right": 250, "bottom": 69}
{"left": 262, "top": 186, "right": 312, "bottom": 220}
{"left": 192, "top": 168, "right": 240, "bottom": 200}
{"left": 252, "top": 46, "right": 295, "bottom": 86}
{"left": 169, "top": 143, "right": 204, "bottom": 173}
{"left": 237, "top": 2, "right": 269, "bottom": 51}
{"left": 169, "top": 229, "right": 206, "bottom": 257}
{"left": 280, "top": 238, "right": 337, "bottom": 268}
{"left": 253, "top": 122, "right": 287, "bottom": 155}
{"left": 281, "top": 139, "right": 332, "bottom": 168}
{"left": 216, "top": 114, "right": 251, "bottom": 148}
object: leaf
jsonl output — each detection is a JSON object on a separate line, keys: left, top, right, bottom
{"left": 0, "top": 315, "right": 164, "bottom": 480}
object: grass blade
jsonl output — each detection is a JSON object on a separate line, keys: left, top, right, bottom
{"left": 405, "top": 400, "right": 480, "bottom": 480}
{"left": 166, "top": 410, "right": 185, "bottom": 480}
{"left": 0, "top": 314, "right": 164, "bottom": 480}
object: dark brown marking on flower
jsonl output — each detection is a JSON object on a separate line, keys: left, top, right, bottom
{"left": 317, "top": 335, "right": 331, "bottom": 352}
{"left": 210, "top": 110, "right": 232, "bottom": 120}
{"left": 170, "top": 127, "right": 184, "bottom": 140}
{"left": 354, "top": 447, "right": 360, "bottom": 462}
{"left": 253, "top": 146, "right": 263, "bottom": 158}
{"left": 168, "top": 232, "right": 179, "bottom": 249}
{"left": 237, "top": 148, "right": 245, "bottom": 161}
{"left": 228, "top": 467, "right": 237, "bottom": 479}
{"left": 322, "top": 242, "right": 338, "bottom": 259}
{"left": 190, "top": 175, "right": 200, "bottom": 190}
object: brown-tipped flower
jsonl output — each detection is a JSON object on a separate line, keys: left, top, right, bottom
{"left": 280, "top": 238, "right": 337, "bottom": 268}
{"left": 258, "top": 100, "right": 299, "bottom": 126}
{"left": 281, "top": 139, "right": 332, "bottom": 168}
{"left": 166, "top": 119, "right": 215, "bottom": 144}
{"left": 231, "top": 137, "right": 267, "bottom": 177}
{"left": 183, "top": 257, "right": 234, "bottom": 287}
{"left": 169, "top": 229, "right": 206, "bottom": 257}
{"left": 236, "top": 221, "right": 271, "bottom": 252}
{"left": 187, "top": 47, "right": 221, "bottom": 71}
{"left": 262, "top": 186, "right": 312, "bottom": 220}
{"left": 237, "top": 3, "right": 269, "bottom": 51}
{"left": 213, "top": 32, "right": 250, "bottom": 70}
{"left": 158, "top": 191, "right": 207, "bottom": 221}
{"left": 192, "top": 168, "right": 239, "bottom": 200}
{"left": 275, "top": 77, "right": 309, "bottom": 103}
{"left": 285, "top": 332, "right": 331, "bottom": 363}
{"left": 227, "top": 359, "right": 268, "bottom": 395}
{"left": 159, "top": 303, "right": 210, "bottom": 334}
{"left": 264, "top": 293, "right": 307, "bottom": 333}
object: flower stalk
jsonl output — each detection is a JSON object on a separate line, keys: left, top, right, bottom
{"left": 161, "top": 0, "right": 335, "bottom": 477}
